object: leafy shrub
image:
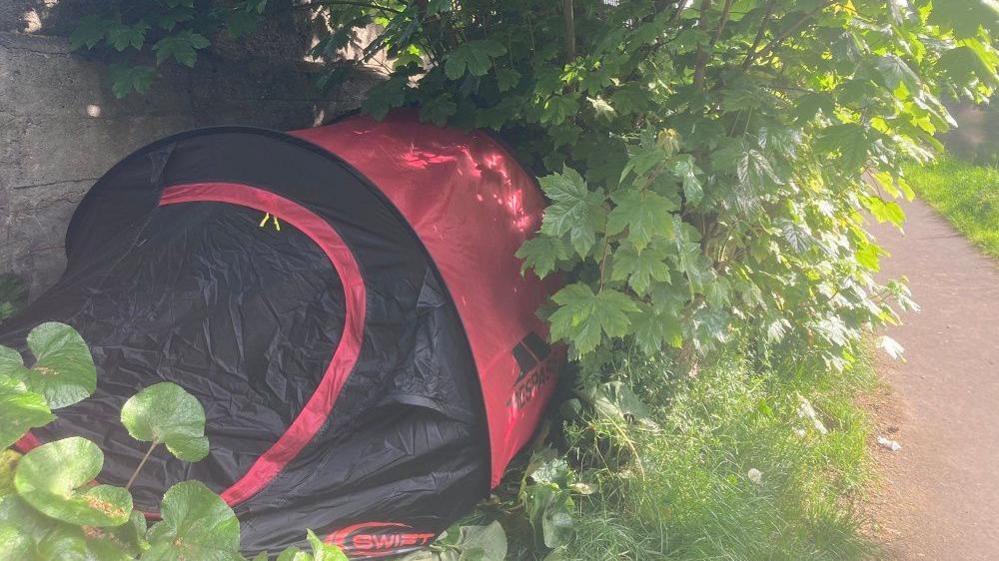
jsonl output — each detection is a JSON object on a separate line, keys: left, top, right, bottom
{"left": 70, "top": 0, "right": 995, "bottom": 378}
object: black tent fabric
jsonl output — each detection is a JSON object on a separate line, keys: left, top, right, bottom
{"left": 1, "top": 112, "right": 561, "bottom": 557}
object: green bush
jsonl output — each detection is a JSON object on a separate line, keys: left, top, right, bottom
{"left": 69, "top": 0, "right": 996, "bottom": 378}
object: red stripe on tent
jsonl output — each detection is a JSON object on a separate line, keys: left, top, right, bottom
{"left": 160, "top": 182, "right": 366, "bottom": 506}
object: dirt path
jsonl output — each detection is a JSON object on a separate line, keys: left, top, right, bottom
{"left": 866, "top": 198, "right": 999, "bottom": 560}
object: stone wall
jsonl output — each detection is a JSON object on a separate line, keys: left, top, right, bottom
{"left": 0, "top": 24, "right": 381, "bottom": 297}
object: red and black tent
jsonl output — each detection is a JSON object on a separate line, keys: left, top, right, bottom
{"left": 1, "top": 111, "right": 562, "bottom": 557}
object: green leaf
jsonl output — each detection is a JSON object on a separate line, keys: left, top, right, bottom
{"left": 152, "top": 31, "right": 211, "bottom": 67}
{"left": 549, "top": 284, "right": 639, "bottom": 354}
{"left": 0, "top": 375, "right": 54, "bottom": 450}
{"left": 0, "top": 522, "right": 32, "bottom": 560}
{"left": 144, "top": 481, "right": 241, "bottom": 561}
{"left": 538, "top": 167, "right": 606, "bottom": 257}
{"left": 121, "top": 382, "right": 209, "bottom": 462}
{"left": 14, "top": 437, "right": 133, "bottom": 527}
{"left": 816, "top": 124, "right": 870, "bottom": 170}
{"left": 106, "top": 21, "right": 150, "bottom": 51}
{"left": 157, "top": 8, "right": 194, "bottom": 31}
{"left": 516, "top": 236, "right": 571, "bottom": 278}
{"left": 671, "top": 155, "right": 704, "bottom": 206}
{"left": 794, "top": 92, "right": 836, "bottom": 123}
{"left": 540, "top": 95, "right": 580, "bottom": 126}
{"left": 307, "top": 529, "right": 348, "bottom": 561}
{"left": 611, "top": 243, "right": 671, "bottom": 295}
{"left": 420, "top": 94, "right": 458, "bottom": 126}
{"left": 873, "top": 54, "right": 920, "bottom": 94}
{"left": 361, "top": 77, "right": 408, "bottom": 120}
{"left": 0, "top": 450, "right": 17, "bottom": 501}
{"left": 276, "top": 547, "right": 309, "bottom": 561}
{"left": 444, "top": 39, "right": 507, "bottom": 79}
{"left": 737, "top": 149, "right": 783, "bottom": 190}
{"left": 496, "top": 68, "right": 521, "bottom": 92}
{"left": 586, "top": 381, "right": 651, "bottom": 422}
{"left": 69, "top": 15, "right": 110, "bottom": 50}
{"left": 452, "top": 522, "right": 506, "bottom": 561}
{"left": 109, "top": 64, "right": 157, "bottom": 98}
{"left": 0, "top": 274, "right": 27, "bottom": 322}
{"left": 1, "top": 322, "right": 97, "bottom": 409}
{"left": 937, "top": 45, "right": 999, "bottom": 87}
{"left": 632, "top": 303, "right": 683, "bottom": 353}
{"left": 586, "top": 96, "right": 616, "bottom": 121}
{"left": 606, "top": 190, "right": 676, "bottom": 251}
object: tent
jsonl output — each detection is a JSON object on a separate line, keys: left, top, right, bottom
{"left": 1, "top": 111, "right": 562, "bottom": 557}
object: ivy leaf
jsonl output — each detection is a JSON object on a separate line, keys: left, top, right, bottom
{"left": 606, "top": 190, "right": 677, "bottom": 251}
{"left": 144, "top": 481, "right": 241, "bottom": 561}
{"left": 1, "top": 322, "right": 97, "bottom": 409}
{"left": 538, "top": 167, "right": 606, "bottom": 257}
{"left": 307, "top": 529, "right": 349, "bottom": 561}
{"left": 516, "top": 236, "right": 571, "bottom": 278}
{"left": 549, "top": 284, "right": 639, "bottom": 354}
{"left": 14, "top": 437, "right": 133, "bottom": 527}
{"left": 152, "top": 31, "right": 211, "bottom": 67}
{"left": 121, "top": 382, "right": 209, "bottom": 462}
{"left": 0, "top": 375, "right": 54, "bottom": 450}
{"left": 444, "top": 39, "right": 507, "bottom": 79}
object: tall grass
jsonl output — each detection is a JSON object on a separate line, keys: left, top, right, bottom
{"left": 559, "top": 348, "right": 878, "bottom": 561}
{"left": 905, "top": 156, "right": 999, "bottom": 257}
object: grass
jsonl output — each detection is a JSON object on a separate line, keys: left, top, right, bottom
{"left": 904, "top": 155, "right": 999, "bottom": 257}
{"left": 558, "top": 346, "right": 879, "bottom": 561}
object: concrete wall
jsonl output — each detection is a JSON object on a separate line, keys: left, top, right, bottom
{"left": 0, "top": 25, "right": 381, "bottom": 297}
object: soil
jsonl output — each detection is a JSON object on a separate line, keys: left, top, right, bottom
{"left": 865, "top": 198, "right": 999, "bottom": 560}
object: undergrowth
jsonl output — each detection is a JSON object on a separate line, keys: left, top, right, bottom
{"left": 905, "top": 156, "right": 999, "bottom": 257}
{"left": 493, "top": 345, "right": 879, "bottom": 561}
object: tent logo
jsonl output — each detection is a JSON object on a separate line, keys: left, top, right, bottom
{"left": 328, "top": 522, "right": 436, "bottom": 557}
{"left": 508, "top": 332, "right": 558, "bottom": 411}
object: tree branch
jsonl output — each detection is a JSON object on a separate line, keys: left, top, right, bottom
{"left": 744, "top": 1, "right": 833, "bottom": 68}
{"left": 563, "top": 0, "right": 577, "bottom": 61}
{"left": 741, "top": 0, "right": 775, "bottom": 69}
{"left": 693, "top": 0, "right": 713, "bottom": 90}
{"left": 713, "top": 0, "right": 735, "bottom": 44}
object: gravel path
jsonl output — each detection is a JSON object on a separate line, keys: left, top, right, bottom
{"left": 866, "top": 198, "right": 999, "bottom": 560}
